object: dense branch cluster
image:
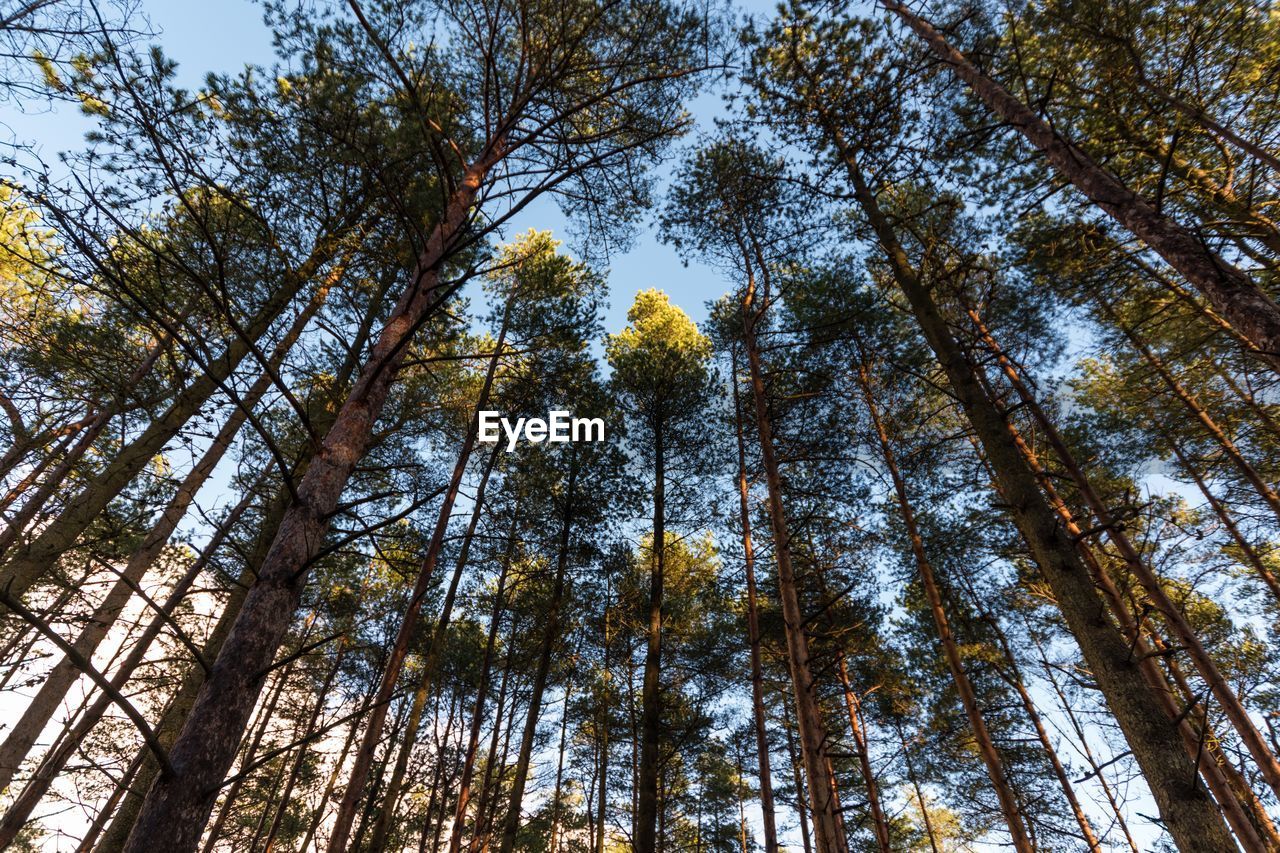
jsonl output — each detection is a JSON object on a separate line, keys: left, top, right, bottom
{"left": 0, "top": 0, "right": 1278, "bottom": 851}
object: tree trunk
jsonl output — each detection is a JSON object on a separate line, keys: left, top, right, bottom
{"left": 1097, "top": 293, "right": 1280, "bottom": 526}
{"left": 730, "top": 348, "right": 781, "bottom": 853}
{"left": 835, "top": 139, "right": 1237, "bottom": 852}
{"left": 120, "top": 157, "right": 493, "bottom": 853}
{"left": 782, "top": 700, "right": 814, "bottom": 853}
{"left": 1166, "top": 434, "right": 1280, "bottom": 605}
{"left": 261, "top": 632, "right": 349, "bottom": 853}
{"left": 833, "top": 655, "right": 891, "bottom": 853}
{"left": 968, "top": 296, "right": 1280, "bottom": 804}
{"left": 851, "top": 352, "right": 1032, "bottom": 850}
{"left": 0, "top": 334, "right": 170, "bottom": 561}
{"left": 893, "top": 719, "right": 940, "bottom": 853}
{"left": 496, "top": 451, "right": 579, "bottom": 853}
{"left": 366, "top": 437, "right": 503, "bottom": 851}
{"left": 297, "top": 694, "right": 364, "bottom": 853}
{"left": 978, "top": 601, "right": 1102, "bottom": 850}
{"left": 637, "top": 414, "right": 665, "bottom": 853}
{"left": 880, "top": 0, "right": 1280, "bottom": 373}
{"left": 448, "top": 514, "right": 519, "bottom": 853}
{"left": 740, "top": 269, "right": 848, "bottom": 853}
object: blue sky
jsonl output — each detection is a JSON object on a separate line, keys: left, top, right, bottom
{"left": 5, "top": 0, "right": 780, "bottom": 338}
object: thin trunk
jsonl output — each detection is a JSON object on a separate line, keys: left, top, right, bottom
{"left": 496, "top": 451, "right": 579, "bottom": 853}
{"left": 549, "top": 685, "right": 573, "bottom": 853}
{"left": 880, "top": 0, "right": 1280, "bottom": 372}
{"left": 740, "top": 267, "right": 848, "bottom": 853}
{"left": 637, "top": 414, "right": 666, "bottom": 853}
{"left": 893, "top": 720, "right": 940, "bottom": 853}
{"left": 0, "top": 581, "right": 80, "bottom": 692}
{"left": 1167, "top": 433, "right": 1280, "bottom": 603}
{"left": 363, "top": 443, "right": 504, "bottom": 852}
{"left": 261, "top": 637, "right": 349, "bottom": 853}
{"left": 1029, "top": 626, "right": 1141, "bottom": 853}
{"left": 968, "top": 417, "right": 1271, "bottom": 852}
{"left": 448, "top": 521, "right": 519, "bottom": 853}
{"left": 469, "top": 626, "right": 520, "bottom": 853}
{"left": 122, "top": 159, "right": 493, "bottom": 853}
{"left": 851, "top": 352, "right": 1032, "bottom": 850}
{"left": 77, "top": 747, "right": 148, "bottom": 853}
{"left": 358, "top": 299, "right": 513, "bottom": 853}
{"left": 730, "top": 347, "right": 780, "bottom": 853}
{"left": 782, "top": 700, "right": 814, "bottom": 853}
{"left": 0, "top": 334, "right": 170, "bottom": 562}
{"left": 834, "top": 655, "right": 891, "bottom": 853}
{"left": 596, "top": 577, "right": 611, "bottom": 853}
{"left": 297, "top": 698, "right": 364, "bottom": 853}
{"left": 981, "top": 605, "right": 1102, "bottom": 850}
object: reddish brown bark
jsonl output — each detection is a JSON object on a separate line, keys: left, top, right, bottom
{"left": 730, "top": 348, "right": 781, "bottom": 853}
{"left": 120, "top": 156, "right": 495, "bottom": 853}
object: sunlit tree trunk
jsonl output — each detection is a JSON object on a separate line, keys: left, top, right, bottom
{"left": 121, "top": 158, "right": 494, "bottom": 853}
{"left": 833, "top": 654, "right": 891, "bottom": 853}
{"left": 730, "top": 346, "right": 781, "bottom": 853}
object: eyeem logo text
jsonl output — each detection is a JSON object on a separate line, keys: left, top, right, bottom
{"left": 478, "top": 410, "right": 605, "bottom": 451}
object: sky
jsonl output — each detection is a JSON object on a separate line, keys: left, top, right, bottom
{"left": 3, "top": 0, "right": 778, "bottom": 338}
{"left": 0, "top": 3, "right": 1190, "bottom": 849}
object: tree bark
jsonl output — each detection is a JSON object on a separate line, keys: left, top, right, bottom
{"left": 834, "top": 654, "right": 891, "bottom": 853}
{"left": 120, "top": 156, "right": 493, "bottom": 853}
{"left": 730, "top": 347, "right": 780, "bottom": 853}
{"left": 880, "top": 0, "right": 1280, "bottom": 373}
{"left": 836, "top": 139, "right": 1237, "bottom": 851}
{"left": 448, "top": 511, "right": 519, "bottom": 853}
